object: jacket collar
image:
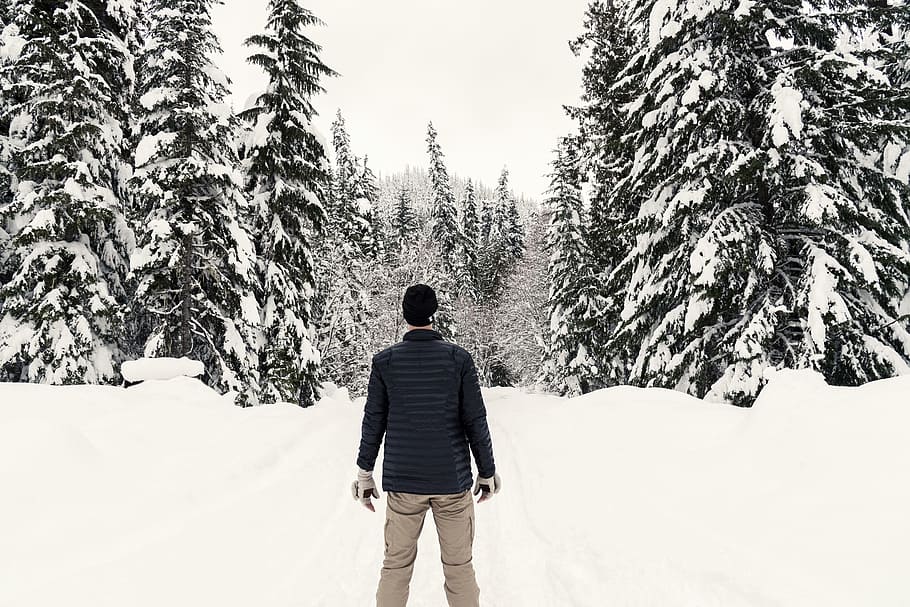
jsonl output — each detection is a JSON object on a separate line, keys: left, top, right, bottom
{"left": 403, "top": 329, "right": 443, "bottom": 341}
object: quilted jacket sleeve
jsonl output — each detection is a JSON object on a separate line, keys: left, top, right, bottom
{"left": 356, "top": 355, "right": 389, "bottom": 472}
{"left": 458, "top": 352, "right": 496, "bottom": 479}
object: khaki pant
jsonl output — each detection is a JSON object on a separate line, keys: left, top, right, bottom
{"left": 376, "top": 490, "right": 480, "bottom": 607}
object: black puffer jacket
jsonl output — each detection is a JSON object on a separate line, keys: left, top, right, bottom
{"left": 356, "top": 329, "right": 496, "bottom": 495}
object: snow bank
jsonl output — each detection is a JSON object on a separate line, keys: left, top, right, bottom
{"left": 120, "top": 357, "right": 205, "bottom": 382}
{"left": 1, "top": 372, "right": 908, "bottom": 606}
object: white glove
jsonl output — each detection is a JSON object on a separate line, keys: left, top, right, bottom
{"left": 351, "top": 468, "right": 379, "bottom": 511}
{"left": 473, "top": 472, "right": 501, "bottom": 502}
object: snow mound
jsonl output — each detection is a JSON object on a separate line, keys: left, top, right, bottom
{"left": 0, "top": 418, "right": 101, "bottom": 475}
{"left": 121, "top": 357, "right": 205, "bottom": 382}
{"left": 0, "top": 372, "right": 908, "bottom": 606}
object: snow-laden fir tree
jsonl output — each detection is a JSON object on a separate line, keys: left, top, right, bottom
{"left": 476, "top": 192, "right": 506, "bottom": 301}
{"left": 544, "top": 139, "right": 601, "bottom": 395}
{"left": 358, "top": 154, "right": 385, "bottom": 261}
{"left": 426, "top": 122, "right": 461, "bottom": 276}
{"left": 744, "top": 0, "right": 910, "bottom": 394}
{"left": 592, "top": 0, "right": 910, "bottom": 404}
{"left": 596, "top": 0, "right": 790, "bottom": 403}
{"left": 130, "top": 0, "right": 260, "bottom": 404}
{"left": 360, "top": 155, "right": 380, "bottom": 208}
{"left": 566, "top": 0, "right": 639, "bottom": 385}
{"left": 391, "top": 185, "right": 418, "bottom": 257}
{"left": 0, "top": 9, "right": 18, "bottom": 238}
{"left": 0, "top": 0, "right": 135, "bottom": 384}
{"left": 315, "top": 111, "right": 379, "bottom": 391}
{"left": 569, "top": 0, "right": 637, "bottom": 267}
{"left": 0, "top": 12, "right": 20, "bottom": 365}
{"left": 239, "top": 0, "right": 334, "bottom": 406}
{"left": 476, "top": 168, "right": 524, "bottom": 301}
{"left": 494, "top": 168, "right": 525, "bottom": 259}
{"left": 423, "top": 121, "right": 463, "bottom": 334}
{"left": 329, "top": 111, "right": 380, "bottom": 260}
{"left": 458, "top": 178, "right": 480, "bottom": 298}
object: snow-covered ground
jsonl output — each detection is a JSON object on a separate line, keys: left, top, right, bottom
{"left": 1, "top": 371, "right": 908, "bottom": 606}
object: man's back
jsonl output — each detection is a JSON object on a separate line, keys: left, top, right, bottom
{"left": 352, "top": 285, "right": 500, "bottom": 607}
{"left": 357, "top": 328, "right": 495, "bottom": 495}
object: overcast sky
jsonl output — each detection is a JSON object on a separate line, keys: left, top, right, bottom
{"left": 212, "top": 1, "right": 588, "bottom": 199}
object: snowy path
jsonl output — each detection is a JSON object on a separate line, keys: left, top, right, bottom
{"left": 1, "top": 372, "right": 909, "bottom": 606}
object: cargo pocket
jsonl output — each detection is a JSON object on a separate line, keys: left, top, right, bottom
{"left": 384, "top": 516, "right": 391, "bottom": 551}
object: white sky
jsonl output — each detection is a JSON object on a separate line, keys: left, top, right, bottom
{"left": 212, "top": 1, "right": 587, "bottom": 199}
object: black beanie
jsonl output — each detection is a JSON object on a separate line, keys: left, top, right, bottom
{"left": 402, "top": 284, "right": 438, "bottom": 327}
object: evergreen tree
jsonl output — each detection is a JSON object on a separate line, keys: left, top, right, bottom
{"left": 544, "top": 140, "right": 601, "bottom": 395}
{"left": 330, "top": 111, "right": 380, "bottom": 259}
{"left": 360, "top": 155, "right": 380, "bottom": 207}
{"left": 592, "top": 0, "right": 910, "bottom": 404}
{"left": 475, "top": 193, "right": 506, "bottom": 302}
{"left": 130, "top": 0, "right": 260, "bottom": 403}
{"left": 426, "top": 122, "right": 460, "bottom": 274}
{"left": 1, "top": 15, "right": 21, "bottom": 380}
{"left": 391, "top": 185, "right": 417, "bottom": 255}
{"left": 568, "top": 0, "right": 639, "bottom": 384}
{"left": 0, "top": 0, "right": 135, "bottom": 384}
{"left": 569, "top": 0, "right": 637, "bottom": 268}
{"left": 748, "top": 0, "right": 910, "bottom": 395}
{"left": 240, "top": 0, "right": 334, "bottom": 406}
{"left": 490, "top": 169, "right": 524, "bottom": 259}
{"left": 316, "top": 111, "right": 381, "bottom": 391}
{"left": 479, "top": 195, "right": 493, "bottom": 245}
{"left": 458, "top": 179, "right": 480, "bottom": 297}
{"left": 358, "top": 154, "right": 383, "bottom": 260}
{"left": 475, "top": 168, "right": 524, "bottom": 301}
{"left": 602, "top": 0, "right": 793, "bottom": 402}
{"left": 0, "top": 12, "right": 20, "bottom": 241}
{"left": 461, "top": 179, "right": 479, "bottom": 249}
{"left": 500, "top": 171, "right": 525, "bottom": 260}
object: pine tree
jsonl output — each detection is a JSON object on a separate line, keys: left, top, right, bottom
{"left": 0, "top": 1, "right": 135, "bottom": 384}
{"left": 479, "top": 195, "right": 493, "bottom": 245}
{"left": 391, "top": 185, "right": 417, "bottom": 255}
{"left": 240, "top": 0, "right": 334, "bottom": 406}
{"left": 458, "top": 179, "right": 480, "bottom": 297}
{"left": 358, "top": 154, "right": 384, "bottom": 260}
{"left": 568, "top": 0, "right": 639, "bottom": 385}
{"left": 500, "top": 171, "right": 525, "bottom": 260}
{"left": 569, "top": 1, "right": 637, "bottom": 268}
{"left": 475, "top": 192, "right": 505, "bottom": 302}
{"left": 330, "top": 111, "right": 380, "bottom": 259}
{"left": 592, "top": 0, "right": 910, "bottom": 404}
{"left": 544, "top": 140, "right": 601, "bottom": 395}
{"left": 316, "top": 111, "right": 381, "bottom": 391}
{"left": 426, "top": 122, "right": 460, "bottom": 274}
{"left": 461, "top": 180, "right": 479, "bottom": 249}
{"left": 360, "top": 155, "right": 380, "bottom": 207}
{"left": 601, "top": 0, "right": 795, "bottom": 402}
{"left": 0, "top": 11, "right": 19, "bottom": 241}
{"left": 475, "top": 168, "right": 524, "bottom": 301}
{"left": 130, "top": 0, "right": 260, "bottom": 404}
{"left": 748, "top": 0, "right": 910, "bottom": 394}
{"left": 490, "top": 169, "right": 524, "bottom": 259}
{"left": 1, "top": 14, "right": 22, "bottom": 380}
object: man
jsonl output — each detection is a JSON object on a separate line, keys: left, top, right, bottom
{"left": 352, "top": 284, "right": 501, "bottom": 607}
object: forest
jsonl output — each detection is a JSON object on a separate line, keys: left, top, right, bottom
{"left": 1, "top": 0, "right": 909, "bottom": 407}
